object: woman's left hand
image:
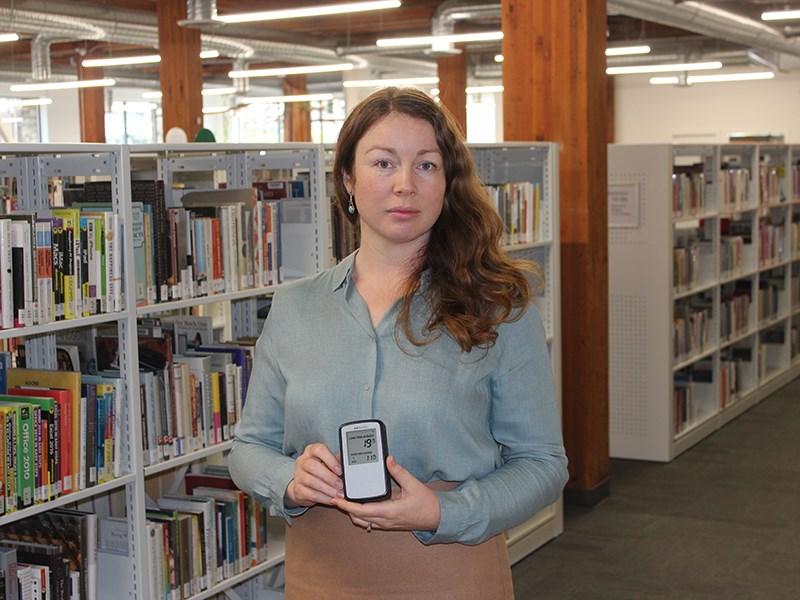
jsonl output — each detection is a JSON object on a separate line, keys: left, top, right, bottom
{"left": 330, "top": 455, "right": 441, "bottom": 532}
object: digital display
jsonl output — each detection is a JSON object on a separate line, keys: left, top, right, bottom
{"left": 346, "top": 429, "right": 379, "bottom": 465}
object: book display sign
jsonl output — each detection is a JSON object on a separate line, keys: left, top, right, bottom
{"left": 608, "top": 181, "right": 640, "bottom": 228}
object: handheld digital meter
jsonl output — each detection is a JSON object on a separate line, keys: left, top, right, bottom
{"left": 339, "top": 419, "right": 391, "bottom": 502}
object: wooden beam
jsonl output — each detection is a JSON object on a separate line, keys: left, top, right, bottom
{"left": 78, "top": 63, "right": 105, "bottom": 143}
{"left": 282, "top": 75, "right": 312, "bottom": 142}
{"left": 437, "top": 52, "right": 467, "bottom": 136}
{"left": 502, "top": 0, "right": 610, "bottom": 506}
{"left": 157, "top": 0, "right": 203, "bottom": 141}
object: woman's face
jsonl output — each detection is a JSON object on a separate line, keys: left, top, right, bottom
{"left": 344, "top": 112, "right": 446, "bottom": 254}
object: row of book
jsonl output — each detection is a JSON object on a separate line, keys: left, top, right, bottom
{"left": 147, "top": 469, "right": 268, "bottom": 600}
{"left": 674, "top": 300, "right": 712, "bottom": 363}
{"left": 792, "top": 222, "right": 800, "bottom": 256}
{"left": 0, "top": 507, "right": 97, "bottom": 600}
{"left": 720, "top": 235, "right": 747, "bottom": 276}
{"left": 671, "top": 167, "right": 706, "bottom": 218}
{"left": 673, "top": 359, "right": 713, "bottom": 435}
{"left": 720, "top": 166, "right": 752, "bottom": 211}
{"left": 757, "top": 221, "right": 786, "bottom": 265}
{"left": 719, "top": 355, "right": 743, "bottom": 410}
{"left": 0, "top": 209, "right": 123, "bottom": 329}
{"left": 108, "top": 316, "right": 254, "bottom": 468}
{"left": 69, "top": 179, "right": 309, "bottom": 307}
{"left": 0, "top": 363, "right": 124, "bottom": 514}
{"left": 720, "top": 289, "right": 751, "bottom": 342}
{"left": 792, "top": 274, "right": 800, "bottom": 307}
{"left": 485, "top": 182, "right": 541, "bottom": 247}
{"left": 673, "top": 241, "right": 703, "bottom": 292}
{"left": 757, "top": 164, "right": 782, "bottom": 206}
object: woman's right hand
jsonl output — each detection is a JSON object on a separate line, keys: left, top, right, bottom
{"left": 284, "top": 443, "right": 344, "bottom": 508}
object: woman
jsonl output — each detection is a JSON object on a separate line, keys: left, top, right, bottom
{"left": 229, "top": 87, "right": 568, "bottom": 598}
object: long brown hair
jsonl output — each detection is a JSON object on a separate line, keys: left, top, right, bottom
{"left": 333, "top": 87, "right": 543, "bottom": 352}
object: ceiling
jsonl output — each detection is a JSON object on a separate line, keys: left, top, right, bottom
{"left": 0, "top": 0, "right": 799, "bottom": 93}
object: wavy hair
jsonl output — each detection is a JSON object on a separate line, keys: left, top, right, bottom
{"left": 333, "top": 87, "right": 543, "bottom": 352}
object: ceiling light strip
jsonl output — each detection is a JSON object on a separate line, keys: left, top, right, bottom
{"left": 343, "top": 76, "right": 439, "bottom": 88}
{"left": 241, "top": 93, "right": 335, "bottom": 104}
{"left": 218, "top": 1, "right": 400, "bottom": 24}
{"left": 10, "top": 79, "right": 116, "bottom": 92}
{"left": 761, "top": 10, "right": 800, "bottom": 21}
{"left": 0, "top": 33, "right": 20, "bottom": 43}
{"left": 376, "top": 31, "right": 503, "bottom": 47}
{"left": 229, "top": 63, "right": 354, "bottom": 79}
{"left": 650, "top": 71, "right": 775, "bottom": 85}
{"left": 605, "top": 45, "right": 651, "bottom": 57}
{"left": 607, "top": 61, "right": 722, "bottom": 75}
{"left": 83, "top": 55, "right": 161, "bottom": 68}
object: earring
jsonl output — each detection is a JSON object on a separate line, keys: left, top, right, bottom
{"left": 348, "top": 194, "right": 355, "bottom": 215}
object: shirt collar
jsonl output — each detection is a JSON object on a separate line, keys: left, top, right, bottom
{"left": 330, "top": 251, "right": 357, "bottom": 293}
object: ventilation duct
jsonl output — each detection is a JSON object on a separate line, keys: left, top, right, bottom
{"left": 607, "top": 0, "right": 800, "bottom": 59}
{"left": 179, "top": 0, "right": 224, "bottom": 30}
{"left": 30, "top": 35, "right": 53, "bottom": 80}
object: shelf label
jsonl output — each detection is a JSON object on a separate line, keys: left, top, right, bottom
{"left": 608, "top": 181, "right": 640, "bottom": 228}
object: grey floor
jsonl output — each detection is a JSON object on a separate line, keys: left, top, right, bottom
{"left": 512, "top": 377, "right": 800, "bottom": 599}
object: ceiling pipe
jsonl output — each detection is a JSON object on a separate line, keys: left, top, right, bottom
{"left": 607, "top": 0, "right": 800, "bottom": 59}
{"left": 30, "top": 35, "right": 54, "bottom": 81}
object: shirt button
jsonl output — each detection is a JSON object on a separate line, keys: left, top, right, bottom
{"left": 364, "top": 383, "right": 371, "bottom": 391}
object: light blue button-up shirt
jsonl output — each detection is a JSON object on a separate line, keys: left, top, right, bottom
{"left": 229, "top": 252, "right": 568, "bottom": 546}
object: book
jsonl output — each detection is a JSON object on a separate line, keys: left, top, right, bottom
{"left": 0, "top": 540, "right": 68, "bottom": 600}
{"left": 7, "top": 370, "right": 81, "bottom": 493}
{"left": 0, "top": 546, "right": 18, "bottom": 600}
{"left": 0, "top": 400, "right": 35, "bottom": 509}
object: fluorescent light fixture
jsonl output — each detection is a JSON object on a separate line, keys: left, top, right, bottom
{"left": 7, "top": 97, "right": 53, "bottom": 107}
{"left": 241, "top": 93, "right": 335, "bottom": 104}
{"left": 82, "top": 54, "right": 161, "bottom": 68}
{"left": 142, "top": 91, "right": 163, "bottom": 99}
{"left": 650, "top": 71, "right": 775, "bottom": 85}
{"left": 218, "top": 1, "right": 400, "bottom": 23}
{"left": 466, "top": 85, "right": 504, "bottom": 94}
{"left": 607, "top": 61, "right": 722, "bottom": 75}
{"left": 605, "top": 45, "right": 651, "bottom": 56}
{"left": 200, "top": 50, "right": 220, "bottom": 59}
{"left": 10, "top": 78, "right": 116, "bottom": 92}
{"left": 0, "top": 33, "right": 20, "bottom": 43}
{"left": 343, "top": 76, "right": 439, "bottom": 88}
{"left": 229, "top": 63, "right": 354, "bottom": 79}
{"left": 761, "top": 9, "right": 800, "bottom": 20}
{"left": 494, "top": 54, "right": 504, "bottom": 63}
{"left": 376, "top": 31, "right": 503, "bottom": 47}
{"left": 2, "top": 117, "right": 23, "bottom": 124}
{"left": 202, "top": 106, "right": 229, "bottom": 114}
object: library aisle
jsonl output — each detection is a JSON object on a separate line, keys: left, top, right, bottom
{"left": 512, "top": 378, "right": 799, "bottom": 599}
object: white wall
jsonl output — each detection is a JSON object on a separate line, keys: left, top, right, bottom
{"left": 614, "top": 69, "right": 800, "bottom": 144}
{"left": 42, "top": 89, "right": 82, "bottom": 143}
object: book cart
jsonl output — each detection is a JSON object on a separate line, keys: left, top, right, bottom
{"left": 608, "top": 143, "right": 800, "bottom": 462}
{"left": 0, "top": 141, "right": 562, "bottom": 599}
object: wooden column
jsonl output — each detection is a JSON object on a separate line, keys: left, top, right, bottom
{"left": 282, "top": 75, "right": 312, "bottom": 142}
{"left": 157, "top": 0, "right": 203, "bottom": 141}
{"left": 78, "top": 63, "right": 105, "bottom": 143}
{"left": 502, "top": 0, "right": 610, "bottom": 506}
{"left": 437, "top": 52, "right": 467, "bottom": 135}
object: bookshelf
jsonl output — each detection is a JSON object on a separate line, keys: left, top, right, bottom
{"left": 469, "top": 142, "right": 563, "bottom": 563}
{"left": 608, "top": 143, "right": 800, "bottom": 462}
{"left": 0, "top": 141, "right": 562, "bottom": 598}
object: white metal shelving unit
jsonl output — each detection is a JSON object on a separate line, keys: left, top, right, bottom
{"left": 0, "top": 141, "right": 563, "bottom": 598}
{"left": 470, "top": 142, "right": 563, "bottom": 563}
{"left": 608, "top": 143, "right": 800, "bottom": 462}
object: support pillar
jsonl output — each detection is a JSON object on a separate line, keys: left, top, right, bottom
{"left": 502, "top": 0, "right": 610, "bottom": 507}
{"left": 157, "top": 0, "right": 203, "bottom": 141}
{"left": 78, "top": 63, "right": 105, "bottom": 143}
{"left": 437, "top": 52, "right": 467, "bottom": 135}
{"left": 283, "top": 75, "right": 312, "bottom": 142}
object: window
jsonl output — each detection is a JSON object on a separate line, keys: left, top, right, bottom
{"left": 105, "top": 101, "right": 160, "bottom": 144}
{"left": 0, "top": 98, "right": 45, "bottom": 143}
{"left": 310, "top": 98, "right": 346, "bottom": 144}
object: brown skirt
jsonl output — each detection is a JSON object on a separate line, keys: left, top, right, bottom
{"left": 284, "top": 481, "right": 514, "bottom": 600}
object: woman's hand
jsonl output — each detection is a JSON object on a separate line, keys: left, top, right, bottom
{"left": 330, "top": 456, "right": 441, "bottom": 532}
{"left": 285, "top": 443, "right": 344, "bottom": 508}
